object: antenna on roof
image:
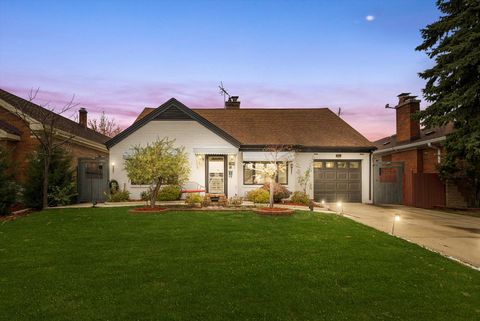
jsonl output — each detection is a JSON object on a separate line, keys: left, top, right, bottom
{"left": 385, "top": 103, "right": 395, "bottom": 109}
{"left": 337, "top": 107, "right": 342, "bottom": 117}
{"left": 218, "top": 82, "right": 231, "bottom": 103}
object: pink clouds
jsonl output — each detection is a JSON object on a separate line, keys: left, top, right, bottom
{"left": 0, "top": 79, "right": 418, "bottom": 141}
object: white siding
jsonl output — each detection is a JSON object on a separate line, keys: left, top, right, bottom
{"left": 109, "top": 120, "right": 238, "bottom": 200}
{"left": 238, "top": 151, "right": 372, "bottom": 203}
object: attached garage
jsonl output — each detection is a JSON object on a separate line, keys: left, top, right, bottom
{"left": 313, "top": 160, "right": 362, "bottom": 202}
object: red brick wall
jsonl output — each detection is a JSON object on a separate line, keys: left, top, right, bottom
{"left": 0, "top": 106, "right": 107, "bottom": 183}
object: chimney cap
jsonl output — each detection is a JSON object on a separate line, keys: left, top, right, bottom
{"left": 79, "top": 107, "right": 87, "bottom": 113}
{"left": 397, "top": 92, "right": 411, "bottom": 97}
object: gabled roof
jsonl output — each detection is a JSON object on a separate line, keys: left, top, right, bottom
{"left": 0, "top": 89, "right": 110, "bottom": 145}
{"left": 118, "top": 99, "right": 374, "bottom": 151}
{"left": 374, "top": 123, "right": 454, "bottom": 151}
{"left": 106, "top": 98, "right": 241, "bottom": 148}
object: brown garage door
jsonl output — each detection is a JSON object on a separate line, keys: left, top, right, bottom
{"left": 314, "top": 160, "right": 362, "bottom": 202}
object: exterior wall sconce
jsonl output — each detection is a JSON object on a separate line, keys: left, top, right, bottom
{"left": 195, "top": 154, "right": 204, "bottom": 168}
{"left": 111, "top": 162, "right": 115, "bottom": 174}
{"left": 290, "top": 162, "right": 293, "bottom": 174}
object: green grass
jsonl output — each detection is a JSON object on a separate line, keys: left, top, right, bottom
{"left": 1, "top": 208, "right": 479, "bottom": 321}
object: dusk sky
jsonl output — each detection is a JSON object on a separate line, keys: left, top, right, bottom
{"left": 0, "top": 0, "right": 440, "bottom": 140}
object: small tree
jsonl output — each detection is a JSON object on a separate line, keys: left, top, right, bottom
{"left": 124, "top": 138, "right": 190, "bottom": 208}
{"left": 88, "top": 111, "right": 122, "bottom": 137}
{"left": 23, "top": 147, "right": 76, "bottom": 209}
{"left": 246, "top": 145, "right": 292, "bottom": 208}
{"left": 0, "top": 146, "right": 19, "bottom": 215}
{"left": 11, "top": 89, "right": 77, "bottom": 209}
{"left": 297, "top": 162, "right": 312, "bottom": 194}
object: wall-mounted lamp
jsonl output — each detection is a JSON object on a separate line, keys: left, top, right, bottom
{"left": 111, "top": 162, "right": 115, "bottom": 174}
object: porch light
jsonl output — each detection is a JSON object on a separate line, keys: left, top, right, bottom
{"left": 229, "top": 154, "right": 235, "bottom": 162}
{"left": 196, "top": 154, "right": 204, "bottom": 161}
{"left": 111, "top": 162, "right": 115, "bottom": 173}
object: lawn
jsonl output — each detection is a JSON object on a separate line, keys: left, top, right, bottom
{"left": 1, "top": 208, "right": 479, "bottom": 321}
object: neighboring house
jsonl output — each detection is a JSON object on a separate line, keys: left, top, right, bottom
{"left": 107, "top": 97, "right": 375, "bottom": 202}
{"left": 0, "top": 89, "right": 110, "bottom": 201}
{"left": 373, "top": 93, "right": 467, "bottom": 208}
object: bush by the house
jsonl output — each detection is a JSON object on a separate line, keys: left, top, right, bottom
{"left": 108, "top": 188, "right": 130, "bottom": 202}
{"left": 262, "top": 182, "right": 291, "bottom": 203}
{"left": 290, "top": 191, "right": 311, "bottom": 205}
{"left": 246, "top": 188, "right": 269, "bottom": 203}
{"left": 0, "top": 146, "right": 19, "bottom": 215}
{"left": 185, "top": 193, "right": 203, "bottom": 206}
{"left": 228, "top": 196, "right": 243, "bottom": 207}
{"left": 140, "top": 185, "right": 182, "bottom": 202}
{"left": 23, "top": 147, "right": 76, "bottom": 209}
{"left": 158, "top": 185, "right": 182, "bottom": 201}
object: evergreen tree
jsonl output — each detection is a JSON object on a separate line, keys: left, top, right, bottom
{"left": 0, "top": 146, "right": 19, "bottom": 215}
{"left": 23, "top": 147, "right": 76, "bottom": 209}
{"left": 416, "top": 0, "right": 480, "bottom": 206}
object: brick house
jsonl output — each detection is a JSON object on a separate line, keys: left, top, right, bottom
{"left": 373, "top": 93, "right": 467, "bottom": 208}
{"left": 0, "top": 88, "right": 109, "bottom": 183}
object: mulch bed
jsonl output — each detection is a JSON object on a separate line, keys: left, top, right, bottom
{"left": 129, "top": 207, "right": 169, "bottom": 214}
{"left": 254, "top": 207, "right": 295, "bottom": 216}
{"left": 1, "top": 208, "right": 34, "bottom": 222}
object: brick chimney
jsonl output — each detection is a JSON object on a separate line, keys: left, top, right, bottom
{"left": 79, "top": 108, "right": 88, "bottom": 127}
{"left": 225, "top": 96, "right": 240, "bottom": 109}
{"left": 395, "top": 93, "right": 420, "bottom": 143}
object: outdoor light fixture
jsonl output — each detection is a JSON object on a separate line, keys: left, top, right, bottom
{"left": 321, "top": 200, "right": 325, "bottom": 206}
{"left": 337, "top": 201, "right": 343, "bottom": 215}
{"left": 391, "top": 214, "right": 401, "bottom": 235}
{"left": 111, "top": 162, "right": 115, "bottom": 174}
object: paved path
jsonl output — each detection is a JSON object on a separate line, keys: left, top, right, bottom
{"left": 330, "top": 203, "right": 480, "bottom": 269}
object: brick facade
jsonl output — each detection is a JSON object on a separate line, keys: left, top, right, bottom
{"left": 0, "top": 106, "right": 108, "bottom": 183}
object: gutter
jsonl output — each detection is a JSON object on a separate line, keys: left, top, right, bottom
{"left": 373, "top": 136, "right": 446, "bottom": 155}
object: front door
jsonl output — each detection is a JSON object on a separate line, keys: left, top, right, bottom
{"left": 206, "top": 155, "right": 226, "bottom": 194}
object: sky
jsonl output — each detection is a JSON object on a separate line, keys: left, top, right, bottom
{"left": 0, "top": 0, "right": 440, "bottom": 140}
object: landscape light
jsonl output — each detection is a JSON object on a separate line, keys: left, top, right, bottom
{"left": 394, "top": 215, "right": 401, "bottom": 222}
{"left": 391, "top": 214, "right": 401, "bottom": 235}
{"left": 337, "top": 201, "right": 343, "bottom": 215}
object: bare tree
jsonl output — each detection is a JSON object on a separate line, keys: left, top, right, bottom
{"left": 88, "top": 111, "right": 122, "bottom": 137}
{"left": 11, "top": 88, "right": 77, "bottom": 209}
{"left": 246, "top": 145, "right": 293, "bottom": 208}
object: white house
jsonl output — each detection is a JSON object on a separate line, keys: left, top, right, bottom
{"left": 107, "top": 97, "right": 375, "bottom": 203}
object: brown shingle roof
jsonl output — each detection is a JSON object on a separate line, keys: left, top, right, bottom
{"left": 136, "top": 107, "right": 373, "bottom": 149}
{"left": 0, "top": 88, "right": 110, "bottom": 145}
{"left": 374, "top": 123, "right": 454, "bottom": 150}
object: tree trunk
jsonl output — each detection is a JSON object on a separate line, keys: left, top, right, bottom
{"left": 42, "top": 153, "right": 50, "bottom": 209}
{"left": 150, "top": 180, "right": 162, "bottom": 208}
{"left": 269, "top": 178, "right": 274, "bottom": 208}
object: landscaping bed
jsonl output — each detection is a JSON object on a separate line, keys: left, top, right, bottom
{"left": 253, "top": 207, "right": 295, "bottom": 215}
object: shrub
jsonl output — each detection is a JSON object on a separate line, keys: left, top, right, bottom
{"left": 185, "top": 193, "right": 203, "bottom": 206}
{"left": 108, "top": 189, "right": 130, "bottom": 202}
{"left": 140, "top": 185, "right": 182, "bottom": 202}
{"left": 23, "top": 147, "right": 76, "bottom": 209}
{"left": 262, "top": 182, "right": 291, "bottom": 203}
{"left": 158, "top": 185, "right": 182, "bottom": 201}
{"left": 0, "top": 146, "right": 19, "bottom": 215}
{"left": 290, "top": 191, "right": 311, "bottom": 205}
{"left": 246, "top": 188, "right": 269, "bottom": 203}
{"left": 228, "top": 196, "right": 243, "bottom": 207}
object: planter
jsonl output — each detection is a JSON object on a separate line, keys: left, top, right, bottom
{"left": 253, "top": 207, "right": 295, "bottom": 216}
{"left": 129, "top": 207, "right": 169, "bottom": 214}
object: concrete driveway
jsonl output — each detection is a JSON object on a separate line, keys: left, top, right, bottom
{"left": 330, "top": 203, "right": 480, "bottom": 269}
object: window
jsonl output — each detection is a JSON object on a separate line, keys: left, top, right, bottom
{"left": 243, "top": 161, "right": 288, "bottom": 185}
{"left": 337, "top": 161, "right": 347, "bottom": 169}
{"left": 314, "top": 161, "right": 323, "bottom": 168}
{"left": 325, "top": 161, "right": 335, "bottom": 168}
{"left": 349, "top": 161, "right": 360, "bottom": 169}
